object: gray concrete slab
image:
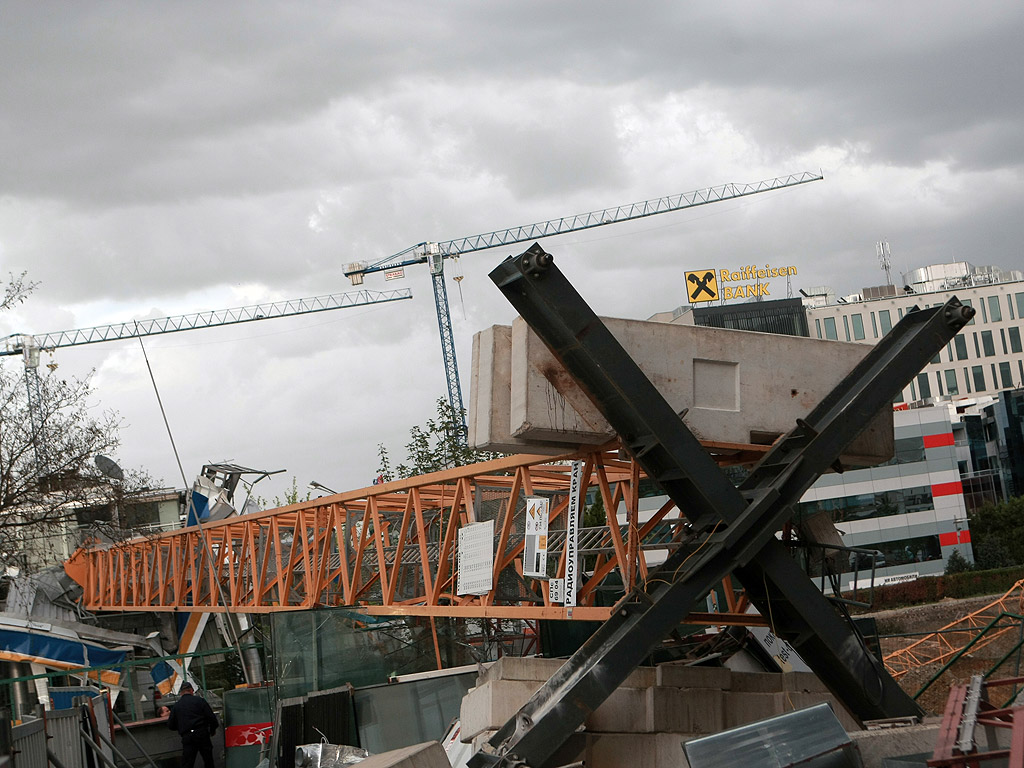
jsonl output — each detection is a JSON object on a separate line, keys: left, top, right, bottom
{"left": 849, "top": 722, "right": 941, "bottom": 768}
{"left": 468, "top": 325, "right": 582, "bottom": 455}
{"left": 470, "top": 317, "right": 893, "bottom": 465}
{"left": 655, "top": 664, "right": 732, "bottom": 690}
{"left": 460, "top": 678, "right": 660, "bottom": 741}
{"left": 355, "top": 741, "right": 450, "bottom": 768}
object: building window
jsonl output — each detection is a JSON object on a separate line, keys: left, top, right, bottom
{"left": 818, "top": 531, "right": 942, "bottom": 573}
{"left": 1010, "top": 326, "right": 1023, "bottom": 354}
{"left": 1000, "top": 361, "right": 1013, "bottom": 389}
{"left": 936, "top": 371, "right": 944, "bottom": 396}
{"left": 981, "top": 297, "right": 989, "bottom": 323}
{"left": 988, "top": 296, "right": 1003, "bottom": 323}
{"left": 871, "top": 313, "right": 878, "bottom": 338}
{"left": 944, "top": 369, "right": 959, "bottom": 396}
{"left": 878, "top": 309, "right": 892, "bottom": 334}
{"left": 842, "top": 315, "right": 850, "bottom": 341}
{"left": 981, "top": 330, "right": 996, "bottom": 356}
{"left": 1001, "top": 328, "right": 1008, "bottom": 355}
{"left": 964, "top": 367, "right": 971, "bottom": 394}
{"left": 815, "top": 318, "right": 821, "bottom": 338}
{"left": 823, "top": 317, "right": 838, "bottom": 340}
{"left": 916, "top": 372, "right": 932, "bottom": 399}
{"left": 1016, "top": 292, "right": 1024, "bottom": 318}
{"left": 972, "top": 365, "right": 986, "bottom": 391}
{"left": 876, "top": 535, "right": 942, "bottom": 568}
{"left": 796, "top": 484, "right": 933, "bottom": 524}
{"left": 851, "top": 314, "right": 865, "bottom": 340}
{"left": 954, "top": 335, "right": 969, "bottom": 360}
{"left": 962, "top": 298, "right": 976, "bottom": 326}
{"left": 973, "top": 332, "right": 981, "bottom": 357}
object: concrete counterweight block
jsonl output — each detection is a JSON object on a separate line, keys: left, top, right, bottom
{"left": 469, "top": 316, "right": 893, "bottom": 465}
{"left": 355, "top": 741, "right": 450, "bottom": 768}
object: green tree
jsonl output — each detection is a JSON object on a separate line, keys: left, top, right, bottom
{"left": 583, "top": 493, "right": 606, "bottom": 528}
{"left": 0, "top": 273, "right": 151, "bottom": 571}
{"left": 973, "top": 538, "right": 1015, "bottom": 571}
{"left": 265, "top": 476, "right": 313, "bottom": 508}
{"left": 969, "top": 495, "right": 1024, "bottom": 567}
{"left": 376, "top": 398, "right": 501, "bottom": 481}
{"left": 944, "top": 549, "right": 973, "bottom": 574}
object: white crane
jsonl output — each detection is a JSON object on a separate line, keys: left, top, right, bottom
{"left": 343, "top": 171, "right": 824, "bottom": 441}
{"left": 1, "top": 288, "right": 412, "bottom": 474}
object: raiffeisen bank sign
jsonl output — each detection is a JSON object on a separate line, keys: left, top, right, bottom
{"left": 684, "top": 264, "right": 798, "bottom": 303}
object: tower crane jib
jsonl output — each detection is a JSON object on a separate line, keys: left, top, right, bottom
{"left": 342, "top": 171, "right": 824, "bottom": 442}
{"left": 0, "top": 288, "right": 412, "bottom": 359}
{"left": 5, "top": 288, "right": 413, "bottom": 475}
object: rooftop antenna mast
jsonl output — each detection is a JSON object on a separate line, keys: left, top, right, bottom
{"left": 877, "top": 240, "right": 894, "bottom": 286}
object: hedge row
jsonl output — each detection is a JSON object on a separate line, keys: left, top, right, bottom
{"left": 853, "top": 566, "right": 1024, "bottom": 610}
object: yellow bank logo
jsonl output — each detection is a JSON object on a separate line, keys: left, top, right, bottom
{"left": 686, "top": 264, "right": 797, "bottom": 303}
{"left": 685, "top": 270, "right": 718, "bottom": 302}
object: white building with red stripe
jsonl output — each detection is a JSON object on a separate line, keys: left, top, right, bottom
{"left": 797, "top": 406, "right": 971, "bottom": 581}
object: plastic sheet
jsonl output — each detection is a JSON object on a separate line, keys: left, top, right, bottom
{"left": 684, "top": 703, "right": 862, "bottom": 768}
{"left": 295, "top": 743, "right": 370, "bottom": 767}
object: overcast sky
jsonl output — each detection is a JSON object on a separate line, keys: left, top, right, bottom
{"left": 1, "top": 2, "right": 1022, "bottom": 503}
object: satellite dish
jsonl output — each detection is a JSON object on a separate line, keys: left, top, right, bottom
{"left": 95, "top": 455, "right": 125, "bottom": 481}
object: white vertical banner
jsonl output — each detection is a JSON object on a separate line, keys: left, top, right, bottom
{"left": 523, "top": 496, "right": 549, "bottom": 578}
{"left": 457, "top": 519, "right": 495, "bottom": 595}
{"left": 564, "top": 460, "right": 583, "bottom": 608}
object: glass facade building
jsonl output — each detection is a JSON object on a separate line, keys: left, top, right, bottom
{"left": 649, "top": 262, "right": 1024, "bottom": 585}
{"left": 797, "top": 408, "right": 970, "bottom": 584}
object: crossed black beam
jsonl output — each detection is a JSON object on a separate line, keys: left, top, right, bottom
{"left": 469, "top": 243, "right": 974, "bottom": 768}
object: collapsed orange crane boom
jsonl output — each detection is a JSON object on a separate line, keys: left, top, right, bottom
{"left": 883, "top": 579, "right": 1024, "bottom": 679}
{"left": 64, "top": 443, "right": 770, "bottom": 626}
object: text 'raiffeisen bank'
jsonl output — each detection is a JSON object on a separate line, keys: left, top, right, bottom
{"left": 684, "top": 264, "right": 798, "bottom": 303}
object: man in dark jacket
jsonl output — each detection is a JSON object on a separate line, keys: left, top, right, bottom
{"left": 167, "top": 682, "right": 219, "bottom": 768}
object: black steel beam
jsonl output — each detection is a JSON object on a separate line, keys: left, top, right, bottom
{"left": 470, "top": 244, "right": 973, "bottom": 768}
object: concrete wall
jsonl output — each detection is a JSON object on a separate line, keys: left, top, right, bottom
{"left": 460, "top": 657, "right": 864, "bottom": 768}
{"left": 470, "top": 316, "right": 893, "bottom": 464}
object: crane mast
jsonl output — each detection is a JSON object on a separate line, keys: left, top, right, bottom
{"left": 343, "top": 171, "right": 824, "bottom": 441}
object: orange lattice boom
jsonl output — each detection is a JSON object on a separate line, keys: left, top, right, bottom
{"left": 64, "top": 443, "right": 770, "bottom": 625}
{"left": 883, "top": 580, "right": 1024, "bottom": 679}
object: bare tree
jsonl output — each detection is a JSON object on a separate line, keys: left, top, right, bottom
{"left": 0, "top": 274, "right": 151, "bottom": 572}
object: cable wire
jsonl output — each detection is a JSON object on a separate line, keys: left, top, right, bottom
{"left": 136, "top": 331, "right": 187, "bottom": 487}
{"left": 136, "top": 330, "right": 253, "bottom": 684}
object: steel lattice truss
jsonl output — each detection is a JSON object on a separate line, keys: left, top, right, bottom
{"left": 64, "top": 444, "right": 769, "bottom": 623}
{"left": 1, "top": 289, "right": 413, "bottom": 356}
{"left": 361, "top": 172, "right": 823, "bottom": 273}
{"left": 884, "top": 579, "right": 1024, "bottom": 680}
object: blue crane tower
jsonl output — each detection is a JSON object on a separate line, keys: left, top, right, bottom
{"left": 343, "top": 172, "right": 824, "bottom": 443}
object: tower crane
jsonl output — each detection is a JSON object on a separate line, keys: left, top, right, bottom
{"left": 1, "top": 287, "right": 412, "bottom": 473}
{"left": 343, "top": 171, "right": 824, "bottom": 441}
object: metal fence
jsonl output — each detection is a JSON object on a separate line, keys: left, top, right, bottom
{"left": 45, "top": 710, "right": 85, "bottom": 768}
{"left": 10, "top": 718, "right": 45, "bottom": 768}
